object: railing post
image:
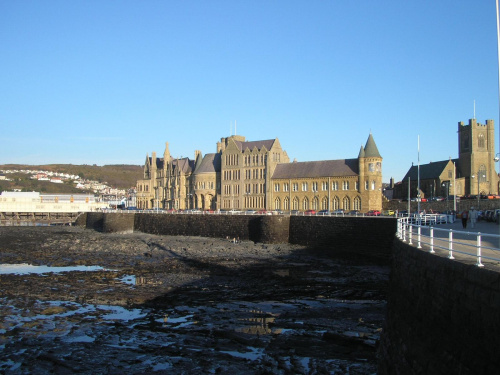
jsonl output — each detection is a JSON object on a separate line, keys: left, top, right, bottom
{"left": 402, "top": 221, "right": 407, "bottom": 242}
{"left": 409, "top": 224, "right": 413, "bottom": 245}
{"left": 429, "top": 227, "right": 435, "bottom": 253}
{"left": 448, "top": 230, "right": 455, "bottom": 259}
{"left": 476, "top": 233, "right": 484, "bottom": 267}
{"left": 417, "top": 226, "right": 422, "bottom": 249}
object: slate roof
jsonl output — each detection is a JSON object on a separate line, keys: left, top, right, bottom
{"left": 364, "top": 133, "right": 381, "bottom": 158}
{"left": 402, "top": 159, "right": 458, "bottom": 181}
{"left": 234, "top": 139, "right": 276, "bottom": 152}
{"left": 272, "top": 159, "right": 359, "bottom": 179}
{"left": 194, "top": 153, "right": 221, "bottom": 174}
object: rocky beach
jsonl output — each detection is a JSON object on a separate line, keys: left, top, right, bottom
{"left": 0, "top": 226, "right": 389, "bottom": 374}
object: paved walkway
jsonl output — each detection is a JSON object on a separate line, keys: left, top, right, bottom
{"left": 403, "top": 219, "right": 500, "bottom": 269}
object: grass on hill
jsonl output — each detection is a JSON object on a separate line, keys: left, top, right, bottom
{"left": 0, "top": 164, "right": 143, "bottom": 193}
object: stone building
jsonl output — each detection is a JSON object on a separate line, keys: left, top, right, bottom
{"left": 394, "top": 119, "right": 499, "bottom": 200}
{"left": 136, "top": 133, "right": 383, "bottom": 213}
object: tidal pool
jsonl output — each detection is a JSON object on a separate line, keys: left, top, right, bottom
{"left": 0, "top": 263, "right": 107, "bottom": 275}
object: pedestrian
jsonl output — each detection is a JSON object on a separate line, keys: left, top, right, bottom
{"left": 461, "top": 209, "right": 468, "bottom": 229}
{"left": 469, "top": 207, "right": 478, "bottom": 229}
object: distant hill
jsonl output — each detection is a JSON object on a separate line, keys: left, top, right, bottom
{"left": 0, "top": 164, "right": 143, "bottom": 193}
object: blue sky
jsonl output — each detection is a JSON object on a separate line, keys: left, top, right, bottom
{"left": 1, "top": 1, "right": 499, "bottom": 183}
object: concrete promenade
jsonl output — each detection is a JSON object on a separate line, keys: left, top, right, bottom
{"left": 405, "top": 219, "right": 500, "bottom": 269}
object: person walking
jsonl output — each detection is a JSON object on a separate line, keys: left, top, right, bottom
{"left": 469, "top": 207, "right": 478, "bottom": 229}
{"left": 461, "top": 209, "right": 468, "bottom": 229}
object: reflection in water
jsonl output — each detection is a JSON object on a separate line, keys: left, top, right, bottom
{"left": 0, "top": 264, "right": 106, "bottom": 275}
{"left": 236, "top": 308, "right": 282, "bottom": 335}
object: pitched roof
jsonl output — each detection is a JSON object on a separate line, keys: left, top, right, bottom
{"left": 234, "top": 139, "right": 276, "bottom": 152}
{"left": 194, "top": 153, "right": 221, "bottom": 174}
{"left": 402, "top": 159, "right": 458, "bottom": 181}
{"left": 173, "top": 157, "right": 195, "bottom": 174}
{"left": 272, "top": 159, "right": 359, "bottom": 179}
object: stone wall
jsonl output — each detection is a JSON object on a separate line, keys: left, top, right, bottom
{"left": 289, "top": 216, "right": 396, "bottom": 264}
{"left": 133, "top": 214, "right": 290, "bottom": 244}
{"left": 378, "top": 239, "right": 500, "bottom": 374}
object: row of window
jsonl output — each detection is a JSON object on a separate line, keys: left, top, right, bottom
{"left": 274, "top": 195, "right": 362, "bottom": 211}
{"left": 274, "top": 180, "right": 378, "bottom": 192}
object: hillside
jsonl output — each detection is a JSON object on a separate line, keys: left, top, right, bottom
{"left": 0, "top": 164, "right": 143, "bottom": 193}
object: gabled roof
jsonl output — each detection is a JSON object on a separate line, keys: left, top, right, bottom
{"left": 173, "top": 157, "right": 195, "bottom": 174}
{"left": 272, "top": 159, "right": 359, "bottom": 179}
{"left": 194, "top": 153, "right": 221, "bottom": 174}
{"left": 403, "top": 159, "right": 458, "bottom": 181}
{"left": 234, "top": 139, "right": 276, "bottom": 152}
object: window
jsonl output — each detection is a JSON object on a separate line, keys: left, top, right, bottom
{"left": 312, "top": 197, "right": 319, "bottom": 210}
{"left": 274, "top": 198, "right": 281, "bottom": 210}
{"left": 284, "top": 183, "right": 289, "bottom": 192}
{"left": 371, "top": 180, "right": 375, "bottom": 190}
{"left": 365, "top": 181, "right": 369, "bottom": 190}
{"left": 302, "top": 197, "right": 309, "bottom": 210}
{"left": 353, "top": 196, "right": 361, "bottom": 211}
{"left": 321, "top": 197, "right": 328, "bottom": 210}
{"left": 292, "top": 183, "right": 298, "bottom": 192}
{"left": 332, "top": 181, "right": 338, "bottom": 191}
{"left": 312, "top": 182, "right": 318, "bottom": 192}
{"left": 332, "top": 196, "right": 339, "bottom": 210}
{"left": 322, "top": 181, "right": 328, "bottom": 191}
{"left": 478, "top": 134, "right": 485, "bottom": 148}
{"left": 274, "top": 183, "right": 280, "bottom": 192}
{"left": 302, "top": 182, "right": 308, "bottom": 191}
{"left": 284, "top": 196, "right": 290, "bottom": 210}
{"left": 342, "top": 196, "right": 350, "bottom": 211}
{"left": 292, "top": 197, "right": 299, "bottom": 210}
{"left": 343, "top": 181, "right": 349, "bottom": 190}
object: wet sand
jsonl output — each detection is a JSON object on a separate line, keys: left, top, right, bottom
{"left": 0, "top": 226, "right": 389, "bottom": 374}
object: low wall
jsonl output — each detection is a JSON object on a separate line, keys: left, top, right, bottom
{"left": 378, "top": 239, "right": 500, "bottom": 374}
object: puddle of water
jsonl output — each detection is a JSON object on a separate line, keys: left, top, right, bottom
{"left": 0, "top": 264, "right": 107, "bottom": 275}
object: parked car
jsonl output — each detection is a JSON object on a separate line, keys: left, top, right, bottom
{"left": 382, "top": 210, "right": 395, "bottom": 216}
{"left": 304, "top": 210, "right": 316, "bottom": 215}
{"left": 332, "top": 209, "right": 345, "bottom": 214}
{"left": 367, "top": 210, "right": 381, "bottom": 216}
{"left": 348, "top": 210, "right": 360, "bottom": 216}
{"left": 318, "top": 210, "right": 330, "bottom": 215}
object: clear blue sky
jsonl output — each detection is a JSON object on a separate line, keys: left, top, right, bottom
{"left": 1, "top": 1, "right": 499, "bottom": 183}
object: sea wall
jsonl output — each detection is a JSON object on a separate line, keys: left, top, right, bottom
{"left": 83, "top": 213, "right": 395, "bottom": 260}
{"left": 289, "top": 216, "right": 396, "bottom": 263}
{"left": 378, "top": 239, "right": 500, "bottom": 374}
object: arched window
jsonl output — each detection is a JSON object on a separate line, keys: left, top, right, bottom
{"left": 479, "top": 165, "right": 487, "bottom": 182}
{"left": 332, "top": 196, "right": 340, "bottom": 210}
{"left": 321, "top": 196, "right": 328, "bottom": 210}
{"left": 342, "top": 196, "right": 350, "bottom": 211}
{"left": 283, "top": 196, "right": 290, "bottom": 211}
{"left": 371, "top": 180, "right": 376, "bottom": 190}
{"left": 312, "top": 196, "right": 319, "bottom": 210}
{"left": 292, "top": 197, "right": 299, "bottom": 210}
{"left": 478, "top": 134, "right": 485, "bottom": 148}
{"left": 302, "top": 197, "right": 309, "bottom": 211}
{"left": 274, "top": 197, "right": 281, "bottom": 210}
{"left": 353, "top": 196, "right": 361, "bottom": 211}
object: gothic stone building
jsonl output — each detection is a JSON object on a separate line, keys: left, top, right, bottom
{"left": 394, "top": 119, "right": 499, "bottom": 200}
{"left": 136, "top": 133, "right": 383, "bottom": 213}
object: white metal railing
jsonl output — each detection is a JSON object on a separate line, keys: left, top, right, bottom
{"left": 397, "top": 217, "right": 500, "bottom": 267}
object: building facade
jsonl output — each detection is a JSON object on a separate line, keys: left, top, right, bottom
{"left": 394, "top": 119, "right": 499, "bottom": 201}
{"left": 136, "top": 133, "right": 383, "bottom": 213}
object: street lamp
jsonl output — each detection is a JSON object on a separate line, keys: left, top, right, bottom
{"left": 442, "top": 181, "right": 450, "bottom": 210}
{"left": 471, "top": 172, "right": 485, "bottom": 209}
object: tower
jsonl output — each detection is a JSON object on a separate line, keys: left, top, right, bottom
{"left": 458, "top": 119, "right": 497, "bottom": 195}
{"left": 359, "top": 133, "right": 383, "bottom": 211}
